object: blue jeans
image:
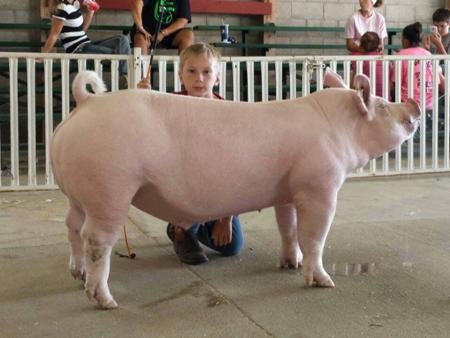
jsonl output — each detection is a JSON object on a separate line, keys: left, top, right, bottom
{"left": 77, "top": 35, "right": 131, "bottom": 75}
{"left": 187, "top": 216, "right": 244, "bottom": 256}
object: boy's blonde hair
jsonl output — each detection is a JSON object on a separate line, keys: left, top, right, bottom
{"left": 179, "top": 42, "right": 221, "bottom": 71}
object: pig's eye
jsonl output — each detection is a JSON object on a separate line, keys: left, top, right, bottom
{"left": 402, "top": 118, "right": 413, "bottom": 126}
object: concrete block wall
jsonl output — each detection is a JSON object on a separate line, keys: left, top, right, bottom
{"left": 0, "top": 0, "right": 41, "bottom": 46}
{"left": 0, "top": 0, "right": 446, "bottom": 56}
{"left": 273, "top": 0, "right": 445, "bottom": 55}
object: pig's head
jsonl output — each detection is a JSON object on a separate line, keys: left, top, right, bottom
{"left": 323, "top": 68, "right": 421, "bottom": 159}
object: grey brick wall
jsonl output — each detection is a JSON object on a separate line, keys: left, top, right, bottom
{"left": 0, "top": 0, "right": 40, "bottom": 45}
{"left": 0, "top": 0, "right": 446, "bottom": 56}
{"left": 268, "top": 0, "right": 446, "bottom": 55}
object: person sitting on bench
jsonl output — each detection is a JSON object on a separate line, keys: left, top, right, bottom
{"left": 131, "top": 0, "right": 194, "bottom": 54}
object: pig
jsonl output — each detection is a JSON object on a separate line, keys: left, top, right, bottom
{"left": 51, "top": 69, "right": 421, "bottom": 309}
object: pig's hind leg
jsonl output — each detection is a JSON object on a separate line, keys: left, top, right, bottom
{"left": 275, "top": 204, "right": 303, "bottom": 268}
{"left": 81, "top": 214, "right": 123, "bottom": 309}
{"left": 295, "top": 189, "right": 337, "bottom": 288}
{"left": 66, "top": 201, "right": 86, "bottom": 281}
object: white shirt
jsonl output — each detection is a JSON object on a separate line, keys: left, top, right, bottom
{"left": 345, "top": 10, "right": 387, "bottom": 45}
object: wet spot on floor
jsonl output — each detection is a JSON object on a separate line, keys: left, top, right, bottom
{"left": 141, "top": 280, "right": 229, "bottom": 308}
{"left": 207, "top": 294, "right": 228, "bottom": 307}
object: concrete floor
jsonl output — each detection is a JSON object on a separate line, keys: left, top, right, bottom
{"left": 1, "top": 175, "right": 450, "bottom": 338}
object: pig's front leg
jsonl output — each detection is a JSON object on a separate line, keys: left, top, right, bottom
{"left": 81, "top": 218, "right": 120, "bottom": 309}
{"left": 66, "top": 202, "right": 86, "bottom": 281}
{"left": 275, "top": 204, "right": 302, "bottom": 268}
{"left": 295, "top": 189, "right": 338, "bottom": 288}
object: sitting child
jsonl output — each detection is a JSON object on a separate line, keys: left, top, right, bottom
{"left": 138, "top": 43, "right": 244, "bottom": 265}
{"left": 351, "top": 31, "right": 385, "bottom": 97}
{"left": 423, "top": 8, "right": 450, "bottom": 55}
{"left": 391, "top": 22, "right": 445, "bottom": 111}
{"left": 42, "top": 0, "right": 130, "bottom": 87}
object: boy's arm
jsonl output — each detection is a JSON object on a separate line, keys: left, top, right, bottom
{"left": 42, "top": 17, "right": 65, "bottom": 53}
{"left": 212, "top": 217, "right": 233, "bottom": 247}
{"left": 137, "top": 78, "right": 151, "bottom": 89}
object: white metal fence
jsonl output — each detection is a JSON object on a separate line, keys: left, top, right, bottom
{"left": 0, "top": 50, "right": 449, "bottom": 191}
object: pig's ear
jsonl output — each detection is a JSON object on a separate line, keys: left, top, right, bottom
{"left": 353, "top": 74, "right": 374, "bottom": 120}
{"left": 323, "top": 67, "right": 348, "bottom": 89}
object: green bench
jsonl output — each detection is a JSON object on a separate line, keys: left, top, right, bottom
{"left": 0, "top": 20, "right": 132, "bottom": 51}
{"left": 194, "top": 24, "right": 402, "bottom": 56}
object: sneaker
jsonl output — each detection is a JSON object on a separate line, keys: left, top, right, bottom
{"left": 119, "top": 75, "right": 128, "bottom": 90}
{"left": 171, "top": 225, "right": 208, "bottom": 265}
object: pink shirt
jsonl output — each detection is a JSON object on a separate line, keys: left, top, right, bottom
{"left": 345, "top": 11, "right": 387, "bottom": 45}
{"left": 393, "top": 47, "right": 435, "bottom": 110}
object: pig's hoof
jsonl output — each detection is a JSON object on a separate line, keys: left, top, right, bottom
{"left": 69, "top": 256, "right": 86, "bottom": 281}
{"left": 70, "top": 265, "right": 86, "bottom": 282}
{"left": 314, "top": 274, "right": 335, "bottom": 288}
{"left": 279, "top": 259, "right": 302, "bottom": 269}
{"left": 85, "top": 285, "right": 118, "bottom": 309}
{"left": 279, "top": 248, "right": 303, "bottom": 269}
{"left": 100, "top": 298, "right": 118, "bottom": 310}
{"left": 304, "top": 271, "right": 335, "bottom": 288}
{"left": 303, "top": 263, "right": 335, "bottom": 288}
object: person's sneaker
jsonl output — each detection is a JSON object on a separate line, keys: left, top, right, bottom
{"left": 119, "top": 75, "right": 128, "bottom": 90}
{"left": 174, "top": 236, "right": 208, "bottom": 265}
{"left": 171, "top": 226, "right": 208, "bottom": 265}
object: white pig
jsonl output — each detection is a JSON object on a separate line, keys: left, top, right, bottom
{"left": 51, "top": 69, "right": 420, "bottom": 309}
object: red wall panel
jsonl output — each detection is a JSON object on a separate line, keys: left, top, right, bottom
{"left": 95, "top": 0, "right": 271, "bottom": 15}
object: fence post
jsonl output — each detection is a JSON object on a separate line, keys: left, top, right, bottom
{"left": 132, "top": 47, "right": 142, "bottom": 88}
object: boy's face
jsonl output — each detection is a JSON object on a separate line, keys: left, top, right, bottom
{"left": 433, "top": 21, "right": 450, "bottom": 36}
{"left": 179, "top": 54, "right": 220, "bottom": 99}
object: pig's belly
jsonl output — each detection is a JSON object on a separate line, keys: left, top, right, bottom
{"left": 131, "top": 185, "right": 229, "bottom": 226}
{"left": 130, "top": 182, "right": 280, "bottom": 227}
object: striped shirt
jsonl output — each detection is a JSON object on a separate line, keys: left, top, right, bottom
{"left": 53, "top": 0, "right": 91, "bottom": 53}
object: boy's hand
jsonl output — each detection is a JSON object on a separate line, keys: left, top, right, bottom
{"left": 212, "top": 217, "right": 232, "bottom": 247}
{"left": 156, "top": 32, "right": 165, "bottom": 43}
{"left": 156, "top": 29, "right": 168, "bottom": 43}
{"left": 429, "top": 31, "right": 442, "bottom": 46}
{"left": 137, "top": 78, "right": 151, "bottom": 89}
{"left": 428, "top": 32, "right": 447, "bottom": 54}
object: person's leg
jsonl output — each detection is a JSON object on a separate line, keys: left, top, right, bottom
{"left": 171, "top": 28, "right": 195, "bottom": 54}
{"left": 196, "top": 216, "right": 244, "bottom": 256}
{"left": 78, "top": 42, "right": 112, "bottom": 54}
{"left": 78, "top": 43, "right": 126, "bottom": 88}
{"left": 91, "top": 36, "right": 131, "bottom": 75}
{"left": 133, "top": 28, "right": 149, "bottom": 55}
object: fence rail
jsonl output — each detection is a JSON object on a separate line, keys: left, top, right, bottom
{"left": 0, "top": 50, "right": 449, "bottom": 191}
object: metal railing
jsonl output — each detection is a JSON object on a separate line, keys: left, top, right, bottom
{"left": 0, "top": 49, "right": 449, "bottom": 191}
